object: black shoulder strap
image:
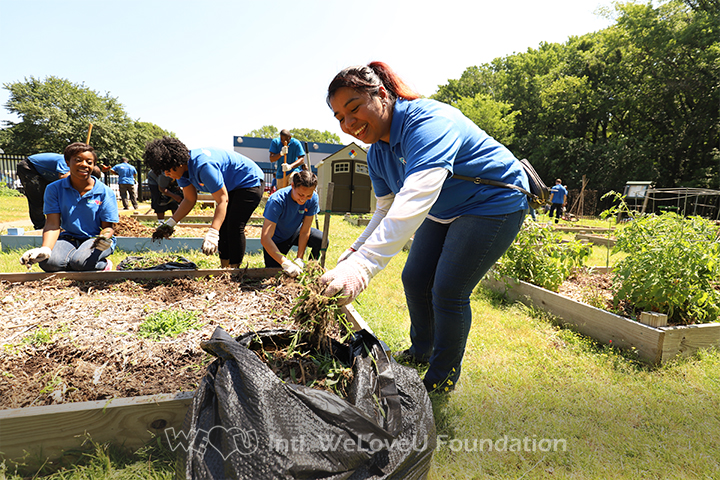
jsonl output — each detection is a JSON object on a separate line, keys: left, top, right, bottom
{"left": 452, "top": 173, "right": 535, "bottom": 199}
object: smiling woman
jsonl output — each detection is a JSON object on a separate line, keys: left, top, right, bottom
{"left": 18, "top": 143, "right": 119, "bottom": 272}
{"left": 321, "top": 62, "right": 530, "bottom": 393}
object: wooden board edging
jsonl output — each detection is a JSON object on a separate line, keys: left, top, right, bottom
{"left": 481, "top": 275, "right": 720, "bottom": 364}
{"left": 0, "top": 392, "right": 193, "bottom": 470}
{"left": 0, "top": 267, "right": 374, "bottom": 468}
{"left": 0, "top": 267, "right": 281, "bottom": 283}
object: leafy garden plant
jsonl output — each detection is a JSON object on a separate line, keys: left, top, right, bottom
{"left": 493, "top": 220, "right": 592, "bottom": 292}
{"left": 611, "top": 211, "right": 720, "bottom": 324}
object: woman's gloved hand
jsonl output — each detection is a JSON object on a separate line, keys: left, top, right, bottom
{"left": 20, "top": 246, "right": 52, "bottom": 267}
{"left": 319, "top": 258, "right": 371, "bottom": 305}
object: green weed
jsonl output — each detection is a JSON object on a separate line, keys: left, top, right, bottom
{"left": 137, "top": 309, "right": 202, "bottom": 340}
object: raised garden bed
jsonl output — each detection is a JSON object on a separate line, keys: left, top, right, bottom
{"left": 0, "top": 216, "right": 266, "bottom": 253}
{"left": 0, "top": 268, "right": 370, "bottom": 469}
{"left": 482, "top": 272, "right": 720, "bottom": 365}
{"left": 343, "top": 213, "right": 371, "bottom": 226}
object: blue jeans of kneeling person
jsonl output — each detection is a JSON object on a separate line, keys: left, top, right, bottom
{"left": 402, "top": 210, "right": 526, "bottom": 392}
{"left": 39, "top": 236, "right": 113, "bottom": 272}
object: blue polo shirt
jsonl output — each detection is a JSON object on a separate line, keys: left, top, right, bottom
{"left": 178, "top": 148, "right": 263, "bottom": 194}
{"left": 43, "top": 177, "right": 120, "bottom": 240}
{"left": 551, "top": 184, "right": 568, "bottom": 204}
{"left": 269, "top": 138, "right": 305, "bottom": 178}
{"left": 263, "top": 187, "right": 319, "bottom": 243}
{"left": 367, "top": 98, "right": 528, "bottom": 220}
{"left": 28, "top": 153, "right": 69, "bottom": 183}
{"left": 111, "top": 163, "right": 137, "bottom": 185}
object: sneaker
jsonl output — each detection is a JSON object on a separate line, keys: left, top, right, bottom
{"left": 393, "top": 349, "right": 430, "bottom": 366}
{"left": 103, "top": 259, "right": 113, "bottom": 271}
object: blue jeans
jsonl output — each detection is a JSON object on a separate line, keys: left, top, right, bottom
{"left": 401, "top": 210, "right": 526, "bottom": 391}
{"left": 39, "top": 236, "right": 113, "bottom": 272}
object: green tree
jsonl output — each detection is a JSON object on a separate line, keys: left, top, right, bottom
{"left": 245, "top": 125, "right": 342, "bottom": 144}
{"left": 289, "top": 128, "right": 341, "bottom": 144}
{"left": 455, "top": 94, "right": 520, "bottom": 145}
{"left": 245, "top": 125, "right": 279, "bottom": 139}
{"left": 0, "top": 76, "right": 169, "bottom": 160}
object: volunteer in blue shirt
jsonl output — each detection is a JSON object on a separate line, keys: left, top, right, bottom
{"left": 269, "top": 129, "right": 305, "bottom": 189}
{"left": 322, "top": 62, "right": 528, "bottom": 393}
{"left": 16, "top": 152, "right": 70, "bottom": 230}
{"left": 261, "top": 170, "right": 323, "bottom": 277}
{"left": 143, "top": 137, "right": 265, "bottom": 268}
{"left": 549, "top": 179, "right": 568, "bottom": 224}
{"left": 20, "top": 143, "right": 119, "bottom": 272}
{"left": 105, "top": 157, "right": 138, "bottom": 211}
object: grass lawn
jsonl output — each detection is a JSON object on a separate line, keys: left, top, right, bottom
{"left": 1, "top": 214, "right": 719, "bottom": 479}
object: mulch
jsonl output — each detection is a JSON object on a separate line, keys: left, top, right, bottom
{"left": 0, "top": 272, "right": 305, "bottom": 409}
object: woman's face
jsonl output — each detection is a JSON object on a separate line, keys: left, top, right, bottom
{"left": 164, "top": 164, "right": 187, "bottom": 180}
{"left": 291, "top": 185, "right": 316, "bottom": 205}
{"left": 68, "top": 151, "right": 96, "bottom": 181}
{"left": 330, "top": 87, "right": 392, "bottom": 144}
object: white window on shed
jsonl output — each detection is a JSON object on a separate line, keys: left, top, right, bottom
{"left": 355, "top": 163, "right": 369, "bottom": 176}
{"left": 334, "top": 162, "right": 350, "bottom": 174}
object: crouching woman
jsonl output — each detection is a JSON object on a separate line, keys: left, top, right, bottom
{"left": 20, "top": 142, "right": 118, "bottom": 272}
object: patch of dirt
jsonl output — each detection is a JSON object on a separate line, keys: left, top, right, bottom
{"left": 558, "top": 268, "right": 634, "bottom": 318}
{"left": 113, "top": 215, "right": 262, "bottom": 238}
{"left": 0, "top": 272, "right": 312, "bottom": 409}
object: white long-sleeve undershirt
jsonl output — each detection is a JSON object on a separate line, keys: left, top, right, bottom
{"left": 351, "top": 167, "right": 449, "bottom": 278}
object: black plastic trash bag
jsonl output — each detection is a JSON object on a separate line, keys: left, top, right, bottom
{"left": 173, "top": 326, "right": 436, "bottom": 479}
{"left": 116, "top": 255, "right": 197, "bottom": 271}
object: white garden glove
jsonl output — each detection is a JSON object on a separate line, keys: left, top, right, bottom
{"left": 281, "top": 257, "right": 302, "bottom": 278}
{"left": 293, "top": 258, "right": 305, "bottom": 270}
{"left": 202, "top": 227, "right": 220, "bottom": 255}
{"left": 20, "top": 246, "right": 52, "bottom": 267}
{"left": 320, "top": 257, "right": 371, "bottom": 306}
{"left": 281, "top": 163, "right": 291, "bottom": 172}
{"left": 337, "top": 247, "right": 356, "bottom": 263}
{"left": 280, "top": 145, "right": 289, "bottom": 156}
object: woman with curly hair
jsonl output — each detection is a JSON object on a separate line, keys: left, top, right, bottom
{"left": 19, "top": 142, "right": 118, "bottom": 271}
{"left": 321, "top": 62, "right": 528, "bottom": 393}
{"left": 143, "top": 137, "right": 264, "bottom": 268}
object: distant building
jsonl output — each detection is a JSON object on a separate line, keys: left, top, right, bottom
{"left": 233, "top": 137, "right": 375, "bottom": 213}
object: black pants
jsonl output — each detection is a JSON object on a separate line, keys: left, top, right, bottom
{"left": 549, "top": 203, "right": 563, "bottom": 222}
{"left": 263, "top": 226, "right": 324, "bottom": 267}
{"left": 16, "top": 158, "right": 50, "bottom": 230}
{"left": 149, "top": 184, "right": 179, "bottom": 216}
{"left": 219, "top": 184, "right": 264, "bottom": 265}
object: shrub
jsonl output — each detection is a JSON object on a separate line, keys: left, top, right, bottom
{"left": 612, "top": 212, "right": 720, "bottom": 324}
{"left": 493, "top": 220, "right": 592, "bottom": 291}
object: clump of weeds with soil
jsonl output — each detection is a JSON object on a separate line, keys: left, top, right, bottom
{"left": 249, "top": 260, "right": 357, "bottom": 397}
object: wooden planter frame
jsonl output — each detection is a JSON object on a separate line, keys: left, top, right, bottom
{"left": 0, "top": 268, "right": 371, "bottom": 468}
{"left": 343, "top": 213, "right": 371, "bottom": 227}
{"left": 481, "top": 275, "right": 720, "bottom": 365}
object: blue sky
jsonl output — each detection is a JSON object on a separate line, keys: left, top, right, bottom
{"left": 0, "top": 0, "right": 613, "bottom": 151}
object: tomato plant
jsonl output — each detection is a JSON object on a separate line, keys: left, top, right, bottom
{"left": 494, "top": 220, "right": 592, "bottom": 292}
{"left": 612, "top": 212, "right": 720, "bottom": 324}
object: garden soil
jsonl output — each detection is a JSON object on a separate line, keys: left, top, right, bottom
{"left": 0, "top": 272, "right": 313, "bottom": 410}
{"left": 113, "top": 215, "right": 262, "bottom": 238}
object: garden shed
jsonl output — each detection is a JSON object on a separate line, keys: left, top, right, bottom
{"left": 316, "top": 143, "right": 375, "bottom": 214}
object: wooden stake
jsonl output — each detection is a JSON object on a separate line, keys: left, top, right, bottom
{"left": 319, "top": 182, "right": 334, "bottom": 268}
{"left": 85, "top": 123, "right": 93, "bottom": 145}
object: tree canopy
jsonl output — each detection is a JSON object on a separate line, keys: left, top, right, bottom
{"left": 245, "top": 125, "right": 342, "bottom": 144}
{"left": 0, "top": 76, "right": 173, "bottom": 159}
{"left": 432, "top": 0, "right": 719, "bottom": 202}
